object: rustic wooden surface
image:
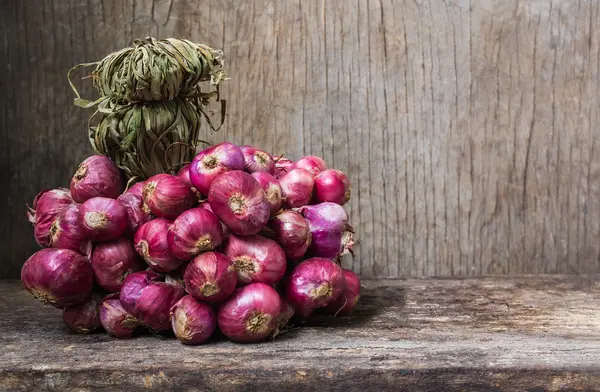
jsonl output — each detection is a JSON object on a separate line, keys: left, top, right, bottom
{"left": 2, "top": 1, "right": 600, "bottom": 278}
{"left": 1, "top": 276, "right": 599, "bottom": 391}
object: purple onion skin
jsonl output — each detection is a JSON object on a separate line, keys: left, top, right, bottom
{"left": 124, "top": 182, "right": 145, "bottom": 198}
{"left": 268, "top": 210, "right": 311, "bottom": 261}
{"left": 167, "top": 208, "right": 224, "bottom": 260}
{"left": 272, "top": 300, "right": 295, "bottom": 337}
{"left": 279, "top": 168, "right": 314, "bottom": 208}
{"left": 27, "top": 188, "right": 73, "bottom": 225}
{"left": 177, "top": 164, "right": 202, "bottom": 200}
{"left": 34, "top": 204, "right": 91, "bottom": 256}
{"left": 325, "top": 269, "right": 361, "bottom": 316}
{"left": 120, "top": 270, "right": 185, "bottom": 332}
{"left": 208, "top": 171, "right": 270, "bottom": 236}
{"left": 70, "top": 155, "right": 124, "bottom": 203}
{"left": 217, "top": 283, "right": 282, "bottom": 343}
{"left": 291, "top": 156, "right": 327, "bottom": 177}
{"left": 134, "top": 218, "right": 184, "bottom": 273}
{"left": 79, "top": 197, "right": 128, "bottom": 242}
{"left": 250, "top": 172, "right": 283, "bottom": 215}
{"left": 240, "top": 146, "right": 276, "bottom": 174}
{"left": 91, "top": 237, "right": 145, "bottom": 292}
{"left": 21, "top": 249, "right": 94, "bottom": 309}
{"left": 224, "top": 234, "right": 287, "bottom": 286}
{"left": 100, "top": 294, "right": 139, "bottom": 338}
{"left": 274, "top": 158, "right": 294, "bottom": 180}
{"left": 170, "top": 295, "right": 217, "bottom": 345}
{"left": 184, "top": 252, "right": 237, "bottom": 303}
{"left": 190, "top": 142, "right": 245, "bottom": 195}
{"left": 313, "top": 169, "right": 351, "bottom": 205}
{"left": 117, "top": 193, "right": 152, "bottom": 238}
{"left": 299, "top": 202, "right": 354, "bottom": 260}
{"left": 63, "top": 295, "right": 102, "bottom": 334}
{"left": 285, "top": 257, "right": 345, "bottom": 316}
{"left": 142, "top": 174, "right": 196, "bottom": 220}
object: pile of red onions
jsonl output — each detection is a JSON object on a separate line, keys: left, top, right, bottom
{"left": 22, "top": 144, "right": 360, "bottom": 344}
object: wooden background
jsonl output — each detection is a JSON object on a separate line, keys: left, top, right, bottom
{"left": 1, "top": 0, "right": 600, "bottom": 279}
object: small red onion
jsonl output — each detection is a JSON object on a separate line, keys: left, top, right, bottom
{"left": 285, "top": 257, "right": 345, "bottom": 316}
{"left": 291, "top": 156, "right": 327, "bottom": 176}
{"left": 274, "top": 158, "right": 294, "bottom": 179}
{"left": 325, "top": 269, "right": 360, "bottom": 316}
{"left": 170, "top": 295, "right": 217, "bottom": 345}
{"left": 34, "top": 204, "right": 91, "bottom": 256}
{"left": 120, "top": 270, "right": 185, "bottom": 332}
{"left": 91, "top": 237, "right": 145, "bottom": 292}
{"left": 279, "top": 168, "right": 314, "bottom": 208}
{"left": 177, "top": 164, "right": 202, "bottom": 200}
{"left": 21, "top": 248, "right": 94, "bottom": 308}
{"left": 251, "top": 172, "right": 283, "bottom": 215}
{"left": 79, "top": 197, "right": 128, "bottom": 242}
{"left": 224, "top": 234, "right": 287, "bottom": 285}
{"left": 199, "top": 201, "right": 229, "bottom": 236}
{"left": 124, "top": 181, "right": 145, "bottom": 198}
{"left": 117, "top": 193, "right": 152, "bottom": 237}
{"left": 313, "top": 169, "right": 351, "bottom": 205}
{"left": 100, "top": 294, "right": 139, "bottom": 338}
{"left": 63, "top": 295, "right": 102, "bottom": 333}
{"left": 167, "top": 208, "right": 224, "bottom": 260}
{"left": 190, "top": 142, "right": 245, "bottom": 195}
{"left": 268, "top": 210, "right": 311, "bottom": 260}
{"left": 27, "top": 188, "right": 73, "bottom": 225}
{"left": 134, "top": 218, "right": 184, "bottom": 272}
{"left": 208, "top": 171, "right": 270, "bottom": 236}
{"left": 217, "top": 283, "right": 281, "bottom": 342}
{"left": 184, "top": 252, "right": 236, "bottom": 303}
{"left": 70, "top": 155, "right": 124, "bottom": 203}
{"left": 299, "top": 202, "right": 354, "bottom": 260}
{"left": 142, "top": 174, "right": 196, "bottom": 219}
{"left": 240, "top": 145, "right": 275, "bottom": 174}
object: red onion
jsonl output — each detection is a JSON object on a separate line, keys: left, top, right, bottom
{"left": 170, "top": 295, "right": 217, "bottom": 345}
{"left": 313, "top": 169, "right": 351, "bottom": 205}
{"left": 268, "top": 210, "right": 311, "bottom": 260}
{"left": 167, "top": 208, "right": 224, "bottom": 260}
{"left": 120, "top": 270, "right": 185, "bottom": 332}
{"left": 27, "top": 188, "right": 73, "bottom": 225}
{"left": 274, "top": 158, "right": 294, "bottom": 179}
{"left": 100, "top": 294, "right": 139, "bottom": 338}
{"left": 325, "top": 269, "right": 360, "bottom": 316}
{"left": 63, "top": 295, "right": 102, "bottom": 333}
{"left": 299, "top": 202, "right": 354, "bottom": 260}
{"left": 79, "top": 197, "right": 128, "bottom": 242}
{"left": 190, "top": 142, "right": 245, "bottom": 195}
{"left": 177, "top": 164, "right": 202, "bottom": 200}
{"left": 279, "top": 168, "right": 314, "bottom": 208}
{"left": 184, "top": 252, "right": 236, "bottom": 303}
{"left": 70, "top": 155, "right": 124, "bottom": 203}
{"left": 21, "top": 248, "right": 94, "bottom": 308}
{"left": 117, "top": 193, "right": 152, "bottom": 237}
{"left": 35, "top": 204, "right": 91, "bottom": 256}
{"left": 142, "top": 174, "right": 196, "bottom": 219}
{"left": 91, "top": 237, "right": 145, "bottom": 292}
{"left": 272, "top": 300, "right": 295, "bottom": 337}
{"left": 284, "top": 257, "right": 345, "bottom": 316}
{"left": 251, "top": 172, "right": 283, "bottom": 215}
{"left": 123, "top": 181, "right": 145, "bottom": 198}
{"left": 199, "top": 201, "right": 228, "bottom": 235}
{"left": 291, "top": 156, "right": 327, "bottom": 176}
{"left": 208, "top": 171, "right": 270, "bottom": 236}
{"left": 240, "top": 145, "right": 275, "bottom": 174}
{"left": 134, "top": 218, "right": 184, "bottom": 272}
{"left": 224, "top": 234, "right": 287, "bottom": 285}
{"left": 217, "top": 283, "right": 282, "bottom": 342}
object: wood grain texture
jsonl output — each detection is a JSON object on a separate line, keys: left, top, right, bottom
{"left": 2, "top": 0, "right": 600, "bottom": 278}
{"left": 1, "top": 276, "right": 600, "bottom": 391}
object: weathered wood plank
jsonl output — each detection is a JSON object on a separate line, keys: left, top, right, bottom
{"left": 1, "top": 276, "right": 600, "bottom": 391}
{"left": 2, "top": 0, "right": 600, "bottom": 278}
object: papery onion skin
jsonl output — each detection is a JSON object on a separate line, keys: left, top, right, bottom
{"left": 268, "top": 210, "right": 311, "bottom": 261}
{"left": 199, "top": 201, "right": 228, "bottom": 236}
{"left": 190, "top": 142, "right": 245, "bottom": 195}
{"left": 291, "top": 156, "right": 327, "bottom": 176}
{"left": 123, "top": 182, "right": 145, "bottom": 198}
{"left": 250, "top": 172, "right": 283, "bottom": 215}
{"left": 170, "top": 295, "right": 217, "bottom": 345}
{"left": 142, "top": 174, "right": 196, "bottom": 220}
{"left": 184, "top": 252, "right": 237, "bottom": 303}
{"left": 70, "top": 155, "right": 124, "bottom": 203}
{"left": 177, "top": 164, "right": 202, "bottom": 200}
{"left": 272, "top": 299, "right": 295, "bottom": 337}
{"left": 79, "top": 197, "right": 128, "bottom": 242}
{"left": 208, "top": 171, "right": 270, "bottom": 236}
{"left": 167, "top": 208, "right": 224, "bottom": 260}
{"left": 117, "top": 193, "right": 152, "bottom": 238}
{"left": 91, "top": 237, "right": 145, "bottom": 292}
{"left": 299, "top": 202, "right": 354, "bottom": 260}
{"left": 63, "top": 295, "right": 102, "bottom": 334}
{"left": 49, "top": 204, "right": 91, "bottom": 254}
{"left": 279, "top": 168, "right": 314, "bottom": 208}
{"left": 134, "top": 218, "right": 184, "bottom": 273}
{"left": 325, "top": 269, "right": 360, "bottom": 316}
{"left": 217, "top": 283, "right": 281, "bottom": 343}
{"left": 27, "top": 188, "right": 73, "bottom": 225}
{"left": 274, "top": 158, "right": 294, "bottom": 180}
{"left": 224, "top": 234, "right": 287, "bottom": 286}
{"left": 21, "top": 248, "right": 94, "bottom": 308}
{"left": 285, "top": 257, "right": 345, "bottom": 316}
{"left": 100, "top": 294, "right": 139, "bottom": 338}
{"left": 240, "top": 146, "right": 276, "bottom": 174}
{"left": 119, "top": 270, "right": 185, "bottom": 332}
{"left": 313, "top": 169, "right": 351, "bottom": 205}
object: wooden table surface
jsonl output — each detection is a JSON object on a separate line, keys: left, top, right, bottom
{"left": 1, "top": 276, "right": 599, "bottom": 391}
